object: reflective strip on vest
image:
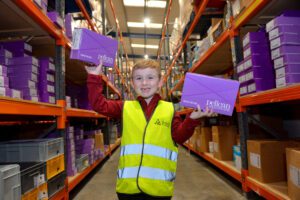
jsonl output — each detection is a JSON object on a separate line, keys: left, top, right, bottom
{"left": 120, "top": 144, "right": 178, "bottom": 162}
{"left": 118, "top": 166, "right": 176, "bottom": 182}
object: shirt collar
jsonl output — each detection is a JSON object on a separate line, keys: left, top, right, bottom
{"left": 137, "top": 93, "right": 161, "bottom": 106}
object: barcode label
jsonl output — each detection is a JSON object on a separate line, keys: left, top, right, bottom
{"left": 244, "top": 59, "right": 252, "bottom": 70}
{"left": 266, "top": 19, "right": 275, "bottom": 32}
{"left": 269, "top": 28, "right": 279, "bottom": 40}
{"left": 275, "top": 67, "right": 285, "bottom": 79}
{"left": 271, "top": 37, "right": 281, "bottom": 50}
{"left": 243, "top": 34, "right": 250, "bottom": 47}
{"left": 250, "top": 153, "right": 261, "bottom": 168}
{"left": 47, "top": 85, "right": 55, "bottom": 93}
{"left": 47, "top": 74, "right": 55, "bottom": 82}
{"left": 72, "top": 29, "right": 82, "bottom": 49}
{"left": 244, "top": 48, "right": 251, "bottom": 58}
{"left": 274, "top": 57, "right": 284, "bottom": 69}
{"left": 271, "top": 48, "right": 280, "bottom": 60}
{"left": 290, "top": 165, "right": 300, "bottom": 187}
{"left": 248, "top": 83, "right": 256, "bottom": 93}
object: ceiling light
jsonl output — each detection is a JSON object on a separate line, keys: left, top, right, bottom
{"left": 124, "top": 0, "right": 166, "bottom": 8}
{"left": 144, "top": 18, "right": 150, "bottom": 25}
{"left": 128, "top": 22, "right": 162, "bottom": 29}
{"left": 144, "top": 55, "right": 149, "bottom": 59}
{"left": 132, "top": 44, "right": 159, "bottom": 49}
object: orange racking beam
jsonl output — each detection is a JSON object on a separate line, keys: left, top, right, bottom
{"left": 162, "top": 0, "right": 209, "bottom": 84}
{"left": 157, "top": 0, "right": 173, "bottom": 58}
{"left": 75, "top": 0, "right": 99, "bottom": 33}
{"left": 49, "top": 187, "right": 68, "bottom": 200}
{"left": 66, "top": 108, "right": 106, "bottom": 118}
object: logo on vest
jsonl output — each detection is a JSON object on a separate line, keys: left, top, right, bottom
{"left": 154, "top": 119, "right": 170, "bottom": 128}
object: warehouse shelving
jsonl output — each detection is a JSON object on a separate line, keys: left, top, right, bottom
{"left": 66, "top": 108, "right": 106, "bottom": 118}
{"left": 161, "top": 0, "right": 300, "bottom": 199}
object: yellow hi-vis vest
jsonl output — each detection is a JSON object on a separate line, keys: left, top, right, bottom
{"left": 116, "top": 100, "right": 178, "bottom": 197}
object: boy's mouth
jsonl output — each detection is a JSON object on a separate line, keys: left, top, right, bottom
{"left": 141, "top": 88, "right": 150, "bottom": 93}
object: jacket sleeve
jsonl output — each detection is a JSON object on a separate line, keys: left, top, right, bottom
{"left": 87, "top": 74, "right": 123, "bottom": 119}
{"left": 171, "top": 112, "right": 200, "bottom": 144}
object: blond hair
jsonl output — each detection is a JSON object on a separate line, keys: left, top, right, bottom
{"left": 132, "top": 59, "right": 161, "bottom": 78}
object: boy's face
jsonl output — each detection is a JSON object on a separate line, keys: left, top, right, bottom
{"left": 132, "top": 67, "right": 162, "bottom": 101}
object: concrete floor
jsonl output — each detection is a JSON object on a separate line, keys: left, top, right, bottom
{"left": 70, "top": 147, "right": 246, "bottom": 200}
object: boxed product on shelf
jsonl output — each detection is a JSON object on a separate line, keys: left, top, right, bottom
{"left": 268, "top": 26, "right": 300, "bottom": 41}
{"left": 180, "top": 73, "right": 240, "bottom": 116}
{"left": 11, "top": 89, "right": 22, "bottom": 99}
{"left": 0, "top": 138, "right": 64, "bottom": 162}
{"left": 39, "top": 57, "right": 55, "bottom": 73}
{"left": 0, "top": 164, "right": 21, "bottom": 200}
{"left": 0, "top": 87, "right": 11, "bottom": 97}
{"left": 7, "top": 64, "right": 39, "bottom": 74}
{"left": 8, "top": 56, "right": 39, "bottom": 66}
{"left": 271, "top": 45, "right": 300, "bottom": 60}
{"left": 65, "top": 13, "right": 73, "bottom": 39}
{"left": 270, "top": 34, "right": 300, "bottom": 50}
{"left": 70, "top": 28, "right": 118, "bottom": 67}
{"left": 47, "top": 173, "right": 65, "bottom": 198}
{"left": 275, "top": 64, "right": 300, "bottom": 79}
{"left": 266, "top": 15, "right": 300, "bottom": 33}
{"left": 94, "top": 132, "right": 105, "bottom": 152}
{"left": 239, "top": 83, "right": 248, "bottom": 96}
{"left": 212, "top": 126, "right": 237, "bottom": 160}
{"left": 286, "top": 148, "right": 300, "bottom": 199}
{"left": 276, "top": 74, "right": 300, "bottom": 88}
{"left": 9, "top": 72, "right": 38, "bottom": 83}
{"left": 0, "top": 41, "right": 32, "bottom": 57}
{"left": 0, "top": 49, "right": 12, "bottom": 58}
{"left": 243, "top": 43, "right": 270, "bottom": 59}
{"left": 0, "top": 57, "right": 9, "bottom": 66}
{"left": 0, "top": 76, "right": 9, "bottom": 87}
{"left": 0, "top": 65, "right": 7, "bottom": 76}
{"left": 46, "top": 154, "right": 65, "bottom": 180}
{"left": 247, "top": 78, "right": 275, "bottom": 94}
{"left": 274, "top": 54, "right": 300, "bottom": 69}
{"left": 39, "top": 93, "right": 55, "bottom": 104}
{"left": 233, "top": 145, "right": 241, "bottom": 170}
{"left": 76, "top": 154, "right": 89, "bottom": 172}
{"left": 47, "top": 11, "right": 63, "bottom": 28}
{"left": 196, "top": 127, "right": 212, "bottom": 153}
{"left": 247, "top": 140, "right": 300, "bottom": 183}
{"left": 243, "top": 32, "right": 269, "bottom": 48}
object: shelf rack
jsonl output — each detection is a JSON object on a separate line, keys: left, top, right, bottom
{"left": 161, "top": 0, "right": 300, "bottom": 199}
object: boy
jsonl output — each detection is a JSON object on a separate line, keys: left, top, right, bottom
{"left": 86, "top": 59, "right": 214, "bottom": 200}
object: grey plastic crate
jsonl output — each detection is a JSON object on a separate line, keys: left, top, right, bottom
{"left": 47, "top": 172, "right": 65, "bottom": 198}
{"left": 75, "top": 154, "right": 89, "bottom": 172}
{"left": 0, "top": 164, "right": 21, "bottom": 200}
{"left": 0, "top": 138, "right": 64, "bottom": 162}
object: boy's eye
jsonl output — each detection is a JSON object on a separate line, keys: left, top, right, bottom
{"left": 135, "top": 77, "right": 142, "bottom": 80}
{"left": 148, "top": 76, "right": 154, "bottom": 79}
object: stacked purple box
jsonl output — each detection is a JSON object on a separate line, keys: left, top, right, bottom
{"left": 66, "top": 126, "right": 77, "bottom": 176}
{"left": 39, "top": 57, "right": 56, "bottom": 104}
{"left": 65, "top": 13, "right": 73, "bottom": 40}
{"left": 266, "top": 13, "right": 300, "bottom": 88}
{"left": 0, "top": 50, "right": 11, "bottom": 97}
{"left": 0, "top": 40, "right": 32, "bottom": 57}
{"left": 238, "top": 31, "right": 275, "bottom": 95}
{"left": 76, "top": 138, "right": 95, "bottom": 165}
{"left": 47, "top": 11, "right": 64, "bottom": 28}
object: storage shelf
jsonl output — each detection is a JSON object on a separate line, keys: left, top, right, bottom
{"left": 183, "top": 143, "right": 242, "bottom": 183}
{"left": 67, "top": 139, "right": 121, "bottom": 192}
{"left": 0, "top": 97, "right": 62, "bottom": 116}
{"left": 102, "top": 75, "right": 122, "bottom": 98}
{"left": 238, "top": 84, "right": 300, "bottom": 107}
{"left": 49, "top": 187, "right": 67, "bottom": 200}
{"left": 246, "top": 177, "right": 289, "bottom": 200}
{"left": 66, "top": 108, "right": 106, "bottom": 118}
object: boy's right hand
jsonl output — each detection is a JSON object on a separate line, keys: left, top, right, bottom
{"left": 85, "top": 59, "right": 103, "bottom": 75}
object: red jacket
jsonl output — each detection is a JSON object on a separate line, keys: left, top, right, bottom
{"left": 87, "top": 74, "right": 199, "bottom": 144}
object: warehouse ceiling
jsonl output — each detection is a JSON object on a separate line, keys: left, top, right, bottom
{"left": 105, "top": 0, "right": 179, "bottom": 63}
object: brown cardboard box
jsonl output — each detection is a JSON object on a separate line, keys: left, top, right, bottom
{"left": 196, "top": 127, "right": 212, "bottom": 153}
{"left": 286, "top": 148, "right": 300, "bottom": 200}
{"left": 190, "top": 127, "right": 200, "bottom": 149}
{"left": 212, "top": 126, "right": 237, "bottom": 160}
{"left": 247, "top": 140, "right": 300, "bottom": 183}
{"left": 95, "top": 132, "right": 105, "bottom": 152}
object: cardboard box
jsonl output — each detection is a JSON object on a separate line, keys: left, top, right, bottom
{"left": 286, "top": 148, "right": 300, "bottom": 200}
{"left": 196, "top": 127, "right": 212, "bottom": 153}
{"left": 189, "top": 130, "right": 199, "bottom": 149}
{"left": 247, "top": 140, "right": 300, "bottom": 183}
{"left": 94, "top": 132, "right": 105, "bottom": 152}
{"left": 180, "top": 73, "right": 240, "bottom": 116}
{"left": 212, "top": 126, "right": 237, "bottom": 160}
{"left": 70, "top": 28, "right": 118, "bottom": 67}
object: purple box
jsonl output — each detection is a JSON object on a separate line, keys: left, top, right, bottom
{"left": 47, "top": 11, "right": 63, "bottom": 28}
{"left": 0, "top": 56, "right": 10, "bottom": 65}
{"left": 39, "top": 57, "right": 55, "bottom": 73}
{"left": 23, "top": 95, "right": 39, "bottom": 102}
{"left": 276, "top": 74, "right": 300, "bottom": 87}
{"left": 70, "top": 28, "right": 118, "bottom": 67}
{"left": 271, "top": 45, "right": 300, "bottom": 60}
{"left": 270, "top": 34, "right": 300, "bottom": 50}
{"left": 65, "top": 13, "right": 73, "bottom": 39}
{"left": 39, "top": 93, "right": 55, "bottom": 104}
{"left": 15, "top": 88, "right": 38, "bottom": 97}
{"left": 0, "top": 87, "right": 11, "bottom": 97}
{"left": 180, "top": 73, "right": 240, "bottom": 116}
{"left": 7, "top": 64, "right": 38, "bottom": 74}
{"left": 276, "top": 64, "right": 300, "bottom": 79}
{"left": 0, "top": 76, "right": 9, "bottom": 87}
{"left": 0, "top": 41, "right": 32, "bottom": 57}
{"left": 245, "top": 66, "right": 274, "bottom": 81}
{"left": 8, "top": 56, "right": 39, "bottom": 66}
{"left": 39, "top": 73, "right": 55, "bottom": 84}
{"left": 269, "top": 26, "right": 300, "bottom": 41}
{"left": 9, "top": 79, "right": 36, "bottom": 89}
{"left": 9, "top": 72, "right": 38, "bottom": 82}
{"left": 38, "top": 84, "right": 55, "bottom": 94}
{"left": 0, "top": 65, "right": 7, "bottom": 76}
{"left": 243, "top": 44, "right": 270, "bottom": 59}
{"left": 243, "top": 32, "right": 269, "bottom": 48}
{"left": 242, "top": 55, "right": 273, "bottom": 72}
{"left": 274, "top": 55, "right": 300, "bottom": 69}
{"left": 0, "top": 49, "right": 12, "bottom": 58}
{"left": 266, "top": 15, "right": 300, "bottom": 32}
{"left": 247, "top": 78, "right": 275, "bottom": 94}
{"left": 10, "top": 89, "right": 22, "bottom": 99}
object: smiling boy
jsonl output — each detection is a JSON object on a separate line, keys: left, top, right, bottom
{"left": 86, "top": 59, "right": 214, "bottom": 200}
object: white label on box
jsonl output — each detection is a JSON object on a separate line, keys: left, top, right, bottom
{"left": 72, "top": 29, "right": 82, "bottom": 49}
{"left": 248, "top": 83, "right": 256, "bottom": 93}
{"left": 25, "top": 43, "right": 33, "bottom": 52}
{"left": 0, "top": 87, "right": 5, "bottom": 96}
{"left": 244, "top": 59, "right": 252, "bottom": 70}
{"left": 246, "top": 71, "right": 254, "bottom": 81}
{"left": 30, "top": 88, "right": 37, "bottom": 96}
{"left": 266, "top": 19, "right": 275, "bottom": 32}
{"left": 235, "top": 156, "right": 242, "bottom": 170}
{"left": 31, "top": 73, "right": 38, "bottom": 82}
{"left": 276, "top": 77, "right": 286, "bottom": 88}
{"left": 238, "top": 74, "right": 246, "bottom": 83}
{"left": 275, "top": 67, "right": 286, "bottom": 79}
{"left": 213, "top": 142, "right": 219, "bottom": 153}
{"left": 0, "top": 77, "right": 4, "bottom": 86}
{"left": 237, "top": 63, "right": 244, "bottom": 73}
{"left": 240, "top": 86, "right": 247, "bottom": 95}
{"left": 243, "top": 34, "right": 250, "bottom": 47}
{"left": 49, "top": 96, "right": 55, "bottom": 104}
{"left": 31, "top": 96, "right": 39, "bottom": 102}
{"left": 47, "top": 85, "right": 55, "bottom": 93}
{"left": 271, "top": 48, "right": 280, "bottom": 60}
{"left": 274, "top": 57, "right": 284, "bottom": 69}
{"left": 271, "top": 37, "right": 281, "bottom": 50}
{"left": 57, "top": 17, "right": 64, "bottom": 27}
{"left": 33, "top": 0, "right": 42, "bottom": 7}
{"left": 290, "top": 165, "right": 300, "bottom": 187}
{"left": 28, "top": 80, "right": 36, "bottom": 89}
{"left": 244, "top": 48, "right": 251, "bottom": 58}
{"left": 34, "top": 174, "right": 45, "bottom": 187}
{"left": 250, "top": 153, "right": 261, "bottom": 168}
{"left": 47, "top": 74, "right": 55, "bottom": 82}
{"left": 39, "top": 188, "right": 48, "bottom": 200}
{"left": 31, "top": 65, "right": 38, "bottom": 74}
{"left": 269, "top": 28, "right": 279, "bottom": 40}
{"left": 11, "top": 89, "right": 21, "bottom": 98}
{"left": 49, "top": 63, "right": 55, "bottom": 71}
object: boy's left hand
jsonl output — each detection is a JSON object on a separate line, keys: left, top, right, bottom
{"left": 189, "top": 105, "right": 217, "bottom": 119}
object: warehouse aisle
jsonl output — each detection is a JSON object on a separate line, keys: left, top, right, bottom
{"left": 71, "top": 147, "right": 245, "bottom": 200}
